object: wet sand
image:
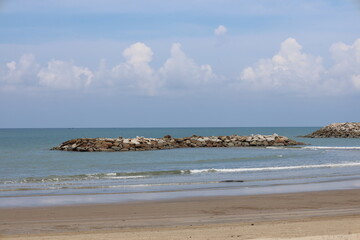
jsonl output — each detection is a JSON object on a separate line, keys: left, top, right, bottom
{"left": 1, "top": 189, "right": 360, "bottom": 239}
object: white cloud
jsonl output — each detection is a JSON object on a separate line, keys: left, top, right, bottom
{"left": 239, "top": 38, "right": 360, "bottom": 94}
{"left": 352, "top": 75, "right": 360, "bottom": 89}
{"left": 214, "top": 25, "right": 227, "bottom": 36}
{"left": 1, "top": 55, "right": 93, "bottom": 91}
{"left": 38, "top": 60, "right": 93, "bottom": 89}
{"left": 327, "top": 39, "right": 360, "bottom": 92}
{"left": 123, "top": 42, "right": 153, "bottom": 65}
{"left": 96, "top": 42, "right": 219, "bottom": 95}
{"left": 1, "top": 54, "right": 39, "bottom": 85}
{"left": 103, "top": 42, "right": 162, "bottom": 96}
{"left": 239, "top": 38, "right": 323, "bottom": 92}
{"left": 6, "top": 62, "right": 16, "bottom": 72}
{"left": 159, "top": 43, "right": 218, "bottom": 89}
{"left": 1, "top": 42, "right": 218, "bottom": 95}
{"left": 2, "top": 38, "right": 360, "bottom": 96}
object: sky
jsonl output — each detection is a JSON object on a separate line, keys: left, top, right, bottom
{"left": 0, "top": 0, "right": 360, "bottom": 128}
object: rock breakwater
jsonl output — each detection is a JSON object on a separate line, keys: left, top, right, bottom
{"left": 51, "top": 134, "right": 304, "bottom": 152}
{"left": 303, "top": 122, "right": 360, "bottom": 138}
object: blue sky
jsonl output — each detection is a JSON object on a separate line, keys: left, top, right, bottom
{"left": 0, "top": 0, "right": 360, "bottom": 128}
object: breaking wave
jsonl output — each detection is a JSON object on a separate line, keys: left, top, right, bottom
{"left": 3, "top": 162, "right": 360, "bottom": 184}
{"left": 302, "top": 146, "right": 360, "bottom": 150}
{"left": 188, "top": 162, "right": 360, "bottom": 174}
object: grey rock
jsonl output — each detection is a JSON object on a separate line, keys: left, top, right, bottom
{"left": 51, "top": 134, "right": 304, "bottom": 152}
{"left": 303, "top": 122, "right": 360, "bottom": 138}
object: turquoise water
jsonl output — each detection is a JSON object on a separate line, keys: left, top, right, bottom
{"left": 1, "top": 127, "right": 360, "bottom": 207}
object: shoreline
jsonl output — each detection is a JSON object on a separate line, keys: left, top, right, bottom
{"left": 2, "top": 189, "right": 360, "bottom": 239}
{"left": 2, "top": 178, "right": 360, "bottom": 208}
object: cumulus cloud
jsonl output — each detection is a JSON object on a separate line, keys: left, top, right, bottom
{"left": 1, "top": 42, "right": 218, "bottom": 95}
{"left": 239, "top": 38, "right": 360, "bottom": 94}
{"left": 239, "top": 38, "right": 324, "bottom": 92}
{"left": 327, "top": 39, "right": 360, "bottom": 92}
{"left": 0, "top": 55, "right": 93, "bottom": 91}
{"left": 159, "top": 43, "right": 217, "bottom": 89}
{"left": 3, "top": 38, "right": 360, "bottom": 96}
{"left": 0, "top": 54, "right": 39, "bottom": 85}
{"left": 37, "top": 60, "right": 93, "bottom": 89}
{"left": 97, "top": 42, "right": 219, "bottom": 95}
{"left": 107, "top": 42, "right": 162, "bottom": 96}
{"left": 123, "top": 42, "right": 153, "bottom": 65}
{"left": 352, "top": 75, "right": 360, "bottom": 89}
{"left": 214, "top": 25, "right": 227, "bottom": 36}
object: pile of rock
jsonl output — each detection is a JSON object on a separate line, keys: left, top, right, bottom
{"left": 303, "top": 122, "right": 360, "bottom": 138}
{"left": 51, "top": 134, "right": 304, "bottom": 152}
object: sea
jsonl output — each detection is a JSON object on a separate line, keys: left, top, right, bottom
{"left": 1, "top": 127, "right": 360, "bottom": 208}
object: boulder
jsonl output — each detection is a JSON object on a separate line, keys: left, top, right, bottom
{"left": 303, "top": 122, "right": 360, "bottom": 138}
{"left": 51, "top": 134, "right": 304, "bottom": 152}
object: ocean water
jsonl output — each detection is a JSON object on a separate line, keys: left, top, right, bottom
{"left": 1, "top": 127, "right": 360, "bottom": 207}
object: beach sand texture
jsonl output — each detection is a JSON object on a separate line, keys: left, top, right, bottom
{"left": 1, "top": 190, "right": 360, "bottom": 239}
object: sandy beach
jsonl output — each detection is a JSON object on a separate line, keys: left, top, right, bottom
{"left": 1, "top": 189, "right": 360, "bottom": 239}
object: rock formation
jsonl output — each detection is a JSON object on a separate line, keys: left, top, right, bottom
{"left": 303, "top": 122, "right": 360, "bottom": 138}
{"left": 51, "top": 134, "right": 304, "bottom": 152}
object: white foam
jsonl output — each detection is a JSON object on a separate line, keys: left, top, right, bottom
{"left": 88, "top": 173, "right": 147, "bottom": 179}
{"left": 105, "top": 176, "right": 146, "bottom": 179}
{"left": 105, "top": 173, "right": 117, "bottom": 176}
{"left": 188, "top": 162, "right": 360, "bottom": 174}
{"left": 302, "top": 146, "right": 360, "bottom": 150}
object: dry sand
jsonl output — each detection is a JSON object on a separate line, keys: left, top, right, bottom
{"left": 1, "top": 189, "right": 360, "bottom": 239}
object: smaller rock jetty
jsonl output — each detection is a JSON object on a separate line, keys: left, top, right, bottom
{"left": 51, "top": 134, "right": 304, "bottom": 152}
{"left": 303, "top": 122, "right": 360, "bottom": 138}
